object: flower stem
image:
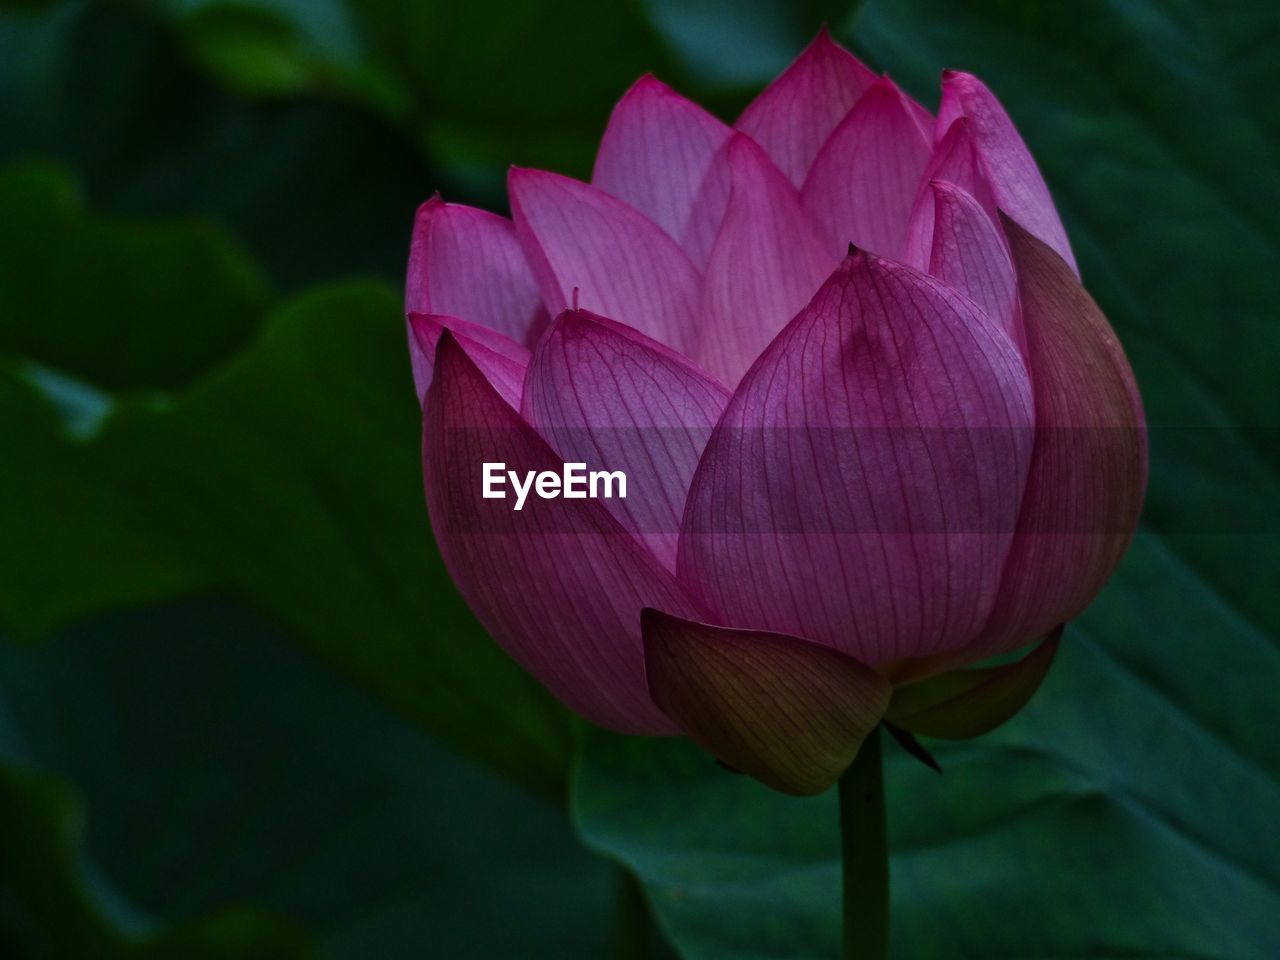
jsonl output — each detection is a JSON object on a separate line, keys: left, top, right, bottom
{"left": 612, "top": 866, "right": 655, "bottom": 960}
{"left": 838, "top": 725, "right": 889, "bottom": 960}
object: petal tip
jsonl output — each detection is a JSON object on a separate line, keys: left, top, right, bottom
{"left": 625, "top": 72, "right": 675, "bottom": 99}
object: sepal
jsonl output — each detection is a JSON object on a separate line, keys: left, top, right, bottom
{"left": 885, "top": 626, "right": 1062, "bottom": 739}
{"left": 643, "top": 610, "right": 891, "bottom": 795}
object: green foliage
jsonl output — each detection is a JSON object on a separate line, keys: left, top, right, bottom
{"left": 574, "top": 539, "right": 1280, "bottom": 956}
{"left": 1, "top": 0, "right": 1276, "bottom": 956}
{"left": 0, "top": 162, "right": 269, "bottom": 390}
{"left": 0, "top": 760, "right": 323, "bottom": 959}
{"left": 0, "top": 282, "right": 574, "bottom": 792}
{"left": 0, "top": 600, "right": 613, "bottom": 958}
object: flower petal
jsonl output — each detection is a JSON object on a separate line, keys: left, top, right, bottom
{"left": 904, "top": 180, "right": 1023, "bottom": 352}
{"left": 973, "top": 220, "right": 1146, "bottom": 655}
{"left": 642, "top": 609, "right": 890, "bottom": 796}
{"left": 679, "top": 250, "right": 1034, "bottom": 666}
{"left": 407, "top": 313, "right": 528, "bottom": 409}
{"left": 405, "top": 197, "right": 546, "bottom": 342}
{"left": 592, "top": 74, "right": 732, "bottom": 256}
{"left": 801, "top": 77, "right": 932, "bottom": 259}
{"left": 508, "top": 167, "right": 703, "bottom": 356}
{"left": 680, "top": 141, "right": 734, "bottom": 270}
{"left": 424, "top": 333, "right": 703, "bottom": 734}
{"left": 735, "top": 28, "right": 878, "bottom": 187}
{"left": 522, "top": 309, "right": 730, "bottom": 571}
{"left": 697, "top": 135, "right": 836, "bottom": 386}
{"left": 886, "top": 626, "right": 1061, "bottom": 738}
{"left": 903, "top": 119, "right": 999, "bottom": 270}
{"left": 937, "top": 71, "right": 1077, "bottom": 274}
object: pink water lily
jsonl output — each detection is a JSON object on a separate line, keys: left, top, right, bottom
{"left": 407, "top": 31, "right": 1146, "bottom": 795}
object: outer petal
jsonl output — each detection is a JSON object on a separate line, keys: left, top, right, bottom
{"left": 522, "top": 310, "right": 730, "bottom": 571}
{"left": 735, "top": 28, "right": 878, "bottom": 187}
{"left": 801, "top": 77, "right": 932, "bottom": 259}
{"left": 886, "top": 626, "right": 1061, "bottom": 738}
{"left": 697, "top": 135, "right": 836, "bottom": 386}
{"left": 643, "top": 609, "right": 891, "bottom": 796}
{"left": 904, "top": 180, "right": 1023, "bottom": 352}
{"left": 972, "top": 220, "right": 1146, "bottom": 655}
{"left": 424, "top": 333, "right": 702, "bottom": 734}
{"left": 408, "top": 313, "right": 528, "bottom": 408}
{"left": 592, "top": 74, "right": 732, "bottom": 256}
{"left": 937, "top": 71, "right": 1077, "bottom": 274}
{"left": 508, "top": 168, "right": 703, "bottom": 356}
{"left": 679, "top": 251, "right": 1034, "bottom": 666}
{"left": 405, "top": 197, "right": 545, "bottom": 342}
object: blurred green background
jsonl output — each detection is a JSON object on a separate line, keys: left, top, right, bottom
{"left": 1, "top": 0, "right": 1278, "bottom": 957}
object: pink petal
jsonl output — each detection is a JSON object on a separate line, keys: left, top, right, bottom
{"left": 508, "top": 167, "right": 703, "bottom": 357}
{"left": 679, "top": 250, "right": 1034, "bottom": 666}
{"left": 405, "top": 197, "right": 546, "bottom": 343}
{"left": 937, "top": 71, "right": 1077, "bottom": 274}
{"left": 592, "top": 74, "right": 732, "bottom": 257}
{"left": 407, "top": 313, "right": 528, "bottom": 409}
{"left": 972, "top": 220, "right": 1146, "bottom": 656}
{"left": 904, "top": 180, "right": 1024, "bottom": 352}
{"left": 424, "top": 333, "right": 704, "bottom": 734}
{"left": 522, "top": 310, "right": 730, "bottom": 571}
{"left": 697, "top": 135, "right": 836, "bottom": 386}
{"left": 735, "top": 27, "right": 878, "bottom": 188}
{"left": 679, "top": 142, "right": 734, "bottom": 270}
{"left": 902, "top": 119, "right": 999, "bottom": 270}
{"left": 801, "top": 77, "right": 932, "bottom": 259}
{"left": 642, "top": 609, "right": 890, "bottom": 796}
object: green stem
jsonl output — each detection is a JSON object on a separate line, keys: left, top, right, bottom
{"left": 611, "top": 866, "right": 653, "bottom": 960}
{"left": 838, "top": 726, "right": 889, "bottom": 960}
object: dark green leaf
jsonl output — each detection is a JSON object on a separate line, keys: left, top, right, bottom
{"left": 0, "top": 599, "right": 614, "bottom": 958}
{"left": 640, "top": 0, "right": 863, "bottom": 93}
{"left": 885, "top": 628, "right": 1060, "bottom": 740}
{"left": 575, "top": 538, "right": 1280, "bottom": 958}
{"left": 1, "top": 282, "right": 574, "bottom": 791}
{"left": 0, "top": 161, "right": 269, "bottom": 390}
{"left": 1, "top": 2, "right": 433, "bottom": 291}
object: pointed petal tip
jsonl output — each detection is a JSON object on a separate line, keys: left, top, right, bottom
{"left": 506, "top": 164, "right": 549, "bottom": 193}
{"left": 867, "top": 73, "right": 904, "bottom": 95}
{"left": 547, "top": 304, "right": 607, "bottom": 335}
{"left": 406, "top": 310, "right": 435, "bottom": 346}
{"left": 431, "top": 326, "right": 463, "bottom": 365}
{"left": 411, "top": 194, "right": 444, "bottom": 229}
{"left": 724, "top": 130, "right": 765, "bottom": 164}
{"left": 940, "top": 69, "right": 979, "bottom": 90}
{"left": 807, "top": 23, "right": 855, "bottom": 58}
{"left": 623, "top": 72, "right": 676, "bottom": 99}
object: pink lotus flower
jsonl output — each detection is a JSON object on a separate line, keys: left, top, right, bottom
{"left": 406, "top": 32, "right": 1146, "bottom": 794}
